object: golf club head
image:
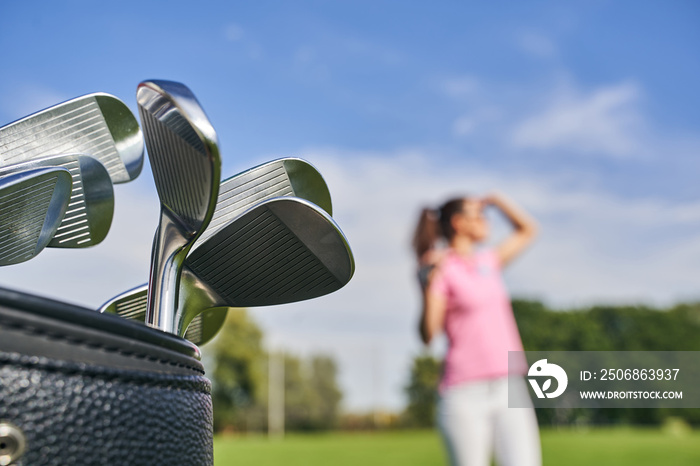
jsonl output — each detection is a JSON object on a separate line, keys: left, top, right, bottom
{"left": 100, "top": 158, "right": 332, "bottom": 344}
{"left": 177, "top": 196, "right": 355, "bottom": 336}
{"left": 102, "top": 195, "right": 355, "bottom": 339}
{"left": 137, "top": 79, "right": 221, "bottom": 334}
{"left": 98, "top": 284, "right": 227, "bottom": 346}
{"left": 0, "top": 154, "right": 114, "bottom": 247}
{"left": 193, "top": 157, "right": 332, "bottom": 252}
{"left": 0, "top": 93, "right": 144, "bottom": 183}
{"left": 0, "top": 167, "right": 72, "bottom": 265}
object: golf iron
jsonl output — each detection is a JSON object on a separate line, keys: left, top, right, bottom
{"left": 194, "top": 157, "right": 332, "bottom": 251}
{"left": 0, "top": 154, "right": 114, "bottom": 247}
{"left": 0, "top": 167, "right": 72, "bottom": 265}
{"left": 99, "top": 283, "right": 225, "bottom": 346}
{"left": 0, "top": 93, "right": 144, "bottom": 184}
{"left": 99, "top": 157, "right": 334, "bottom": 344}
{"left": 100, "top": 196, "right": 354, "bottom": 341}
{"left": 137, "top": 79, "right": 221, "bottom": 335}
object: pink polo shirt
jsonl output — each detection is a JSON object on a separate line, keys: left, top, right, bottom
{"left": 428, "top": 249, "right": 524, "bottom": 391}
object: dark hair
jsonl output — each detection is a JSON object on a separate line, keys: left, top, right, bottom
{"left": 412, "top": 198, "right": 466, "bottom": 259}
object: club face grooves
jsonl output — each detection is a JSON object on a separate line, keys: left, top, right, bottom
{"left": 0, "top": 93, "right": 143, "bottom": 183}
{"left": 48, "top": 155, "right": 114, "bottom": 247}
{"left": 138, "top": 109, "right": 213, "bottom": 228}
{"left": 187, "top": 198, "right": 353, "bottom": 307}
{"left": 194, "top": 160, "right": 295, "bottom": 249}
{"left": 137, "top": 81, "right": 220, "bottom": 231}
{"left": 192, "top": 158, "right": 332, "bottom": 253}
{"left": 0, "top": 168, "right": 72, "bottom": 265}
{"left": 0, "top": 155, "right": 115, "bottom": 248}
{"left": 113, "top": 289, "right": 147, "bottom": 320}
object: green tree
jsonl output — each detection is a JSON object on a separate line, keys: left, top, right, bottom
{"left": 209, "top": 310, "right": 344, "bottom": 432}
{"left": 279, "top": 353, "right": 343, "bottom": 431}
{"left": 512, "top": 299, "right": 700, "bottom": 427}
{"left": 307, "top": 355, "right": 343, "bottom": 429}
{"left": 282, "top": 354, "right": 310, "bottom": 430}
{"left": 403, "top": 353, "right": 441, "bottom": 427}
{"left": 210, "top": 309, "right": 266, "bottom": 432}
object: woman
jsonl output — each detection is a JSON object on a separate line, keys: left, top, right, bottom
{"left": 413, "top": 193, "right": 541, "bottom": 466}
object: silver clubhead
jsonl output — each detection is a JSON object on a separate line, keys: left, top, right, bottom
{"left": 193, "top": 157, "right": 332, "bottom": 253}
{"left": 98, "top": 284, "right": 227, "bottom": 346}
{"left": 172, "top": 196, "right": 353, "bottom": 336}
{"left": 187, "top": 196, "right": 354, "bottom": 308}
{"left": 0, "top": 93, "right": 144, "bottom": 183}
{"left": 137, "top": 79, "right": 221, "bottom": 334}
{"left": 101, "top": 197, "right": 354, "bottom": 340}
{"left": 99, "top": 157, "right": 333, "bottom": 345}
{"left": 0, "top": 167, "right": 72, "bottom": 265}
{"left": 0, "top": 154, "right": 114, "bottom": 247}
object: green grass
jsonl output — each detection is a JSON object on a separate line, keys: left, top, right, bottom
{"left": 541, "top": 427, "right": 700, "bottom": 466}
{"left": 214, "top": 428, "right": 700, "bottom": 465}
{"left": 214, "top": 430, "right": 446, "bottom": 466}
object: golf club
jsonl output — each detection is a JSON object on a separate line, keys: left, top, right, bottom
{"left": 98, "top": 283, "right": 226, "bottom": 345}
{"left": 99, "top": 156, "right": 333, "bottom": 344}
{"left": 0, "top": 167, "right": 72, "bottom": 265}
{"left": 195, "top": 157, "right": 333, "bottom": 251}
{"left": 0, "top": 154, "right": 114, "bottom": 247}
{"left": 102, "top": 196, "right": 355, "bottom": 338}
{"left": 0, "top": 93, "right": 144, "bottom": 184}
{"left": 137, "top": 79, "right": 221, "bottom": 334}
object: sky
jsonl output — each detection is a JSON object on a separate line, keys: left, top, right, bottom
{"left": 1, "top": 1, "right": 699, "bottom": 411}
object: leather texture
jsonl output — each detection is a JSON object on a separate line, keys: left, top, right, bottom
{"left": 0, "top": 288, "right": 213, "bottom": 466}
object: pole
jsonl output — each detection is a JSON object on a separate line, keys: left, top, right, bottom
{"left": 268, "top": 350, "right": 285, "bottom": 438}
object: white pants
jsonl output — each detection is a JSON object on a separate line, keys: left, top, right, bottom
{"left": 437, "top": 377, "right": 541, "bottom": 466}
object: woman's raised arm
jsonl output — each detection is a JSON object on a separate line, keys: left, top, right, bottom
{"left": 483, "top": 192, "right": 538, "bottom": 267}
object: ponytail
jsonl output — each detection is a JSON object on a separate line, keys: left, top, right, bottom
{"left": 413, "top": 198, "right": 468, "bottom": 260}
{"left": 412, "top": 208, "right": 440, "bottom": 260}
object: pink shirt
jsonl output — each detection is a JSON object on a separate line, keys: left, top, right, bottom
{"left": 429, "top": 249, "right": 524, "bottom": 391}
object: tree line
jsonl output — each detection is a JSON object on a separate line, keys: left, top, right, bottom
{"left": 404, "top": 299, "right": 700, "bottom": 427}
{"left": 209, "top": 309, "right": 342, "bottom": 433}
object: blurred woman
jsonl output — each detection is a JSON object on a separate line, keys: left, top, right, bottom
{"left": 413, "top": 193, "right": 541, "bottom": 466}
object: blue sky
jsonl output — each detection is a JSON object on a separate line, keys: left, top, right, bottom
{"left": 1, "top": 1, "right": 699, "bottom": 411}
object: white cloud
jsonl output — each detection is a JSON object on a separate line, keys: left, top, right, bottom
{"left": 511, "top": 82, "right": 644, "bottom": 157}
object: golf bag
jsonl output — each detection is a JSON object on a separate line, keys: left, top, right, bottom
{"left": 0, "top": 287, "right": 213, "bottom": 466}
